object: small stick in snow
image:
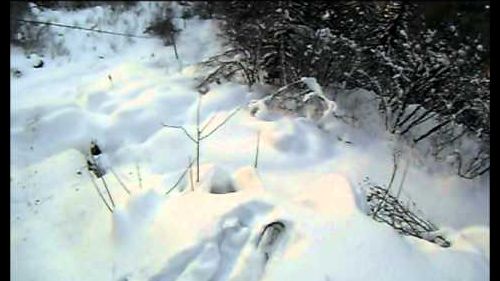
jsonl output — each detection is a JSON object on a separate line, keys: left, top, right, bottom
{"left": 199, "top": 107, "right": 241, "bottom": 141}
{"left": 196, "top": 95, "right": 201, "bottom": 183}
{"left": 136, "top": 162, "right": 143, "bottom": 189}
{"left": 165, "top": 158, "right": 196, "bottom": 195}
{"left": 100, "top": 177, "right": 115, "bottom": 208}
{"left": 109, "top": 167, "right": 131, "bottom": 195}
{"left": 188, "top": 157, "right": 194, "bottom": 192}
{"left": 254, "top": 130, "right": 261, "bottom": 169}
{"left": 86, "top": 169, "right": 113, "bottom": 213}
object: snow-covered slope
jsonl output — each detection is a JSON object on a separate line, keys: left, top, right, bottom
{"left": 11, "top": 3, "right": 489, "bottom": 281}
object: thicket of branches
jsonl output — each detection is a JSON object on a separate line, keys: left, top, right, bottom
{"left": 184, "top": 1, "right": 489, "bottom": 179}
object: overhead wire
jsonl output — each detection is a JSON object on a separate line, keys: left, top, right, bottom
{"left": 13, "top": 18, "right": 155, "bottom": 39}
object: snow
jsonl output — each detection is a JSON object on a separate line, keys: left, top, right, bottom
{"left": 233, "top": 166, "right": 265, "bottom": 192}
{"left": 29, "top": 53, "right": 44, "bottom": 68}
{"left": 198, "top": 164, "right": 237, "bottom": 194}
{"left": 11, "top": 3, "right": 488, "bottom": 281}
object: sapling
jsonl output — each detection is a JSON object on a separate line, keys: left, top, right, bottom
{"left": 163, "top": 92, "right": 241, "bottom": 183}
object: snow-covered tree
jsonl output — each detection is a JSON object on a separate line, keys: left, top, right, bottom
{"left": 202, "top": 1, "right": 489, "bottom": 178}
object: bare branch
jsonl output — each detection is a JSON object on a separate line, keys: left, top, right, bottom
{"left": 162, "top": 123, "right": 197, "bottom": 143}
{"left": 269, "top": 79, "right": 304, "bottom": 99}
{"left": 86, "top": 169, "right": 113, "bottom": 213}
{"left": 396, "top": 104, "right": 423, "bottom": 128}
{"left": 396, "top": 159, "right": 410, "bottom": 199}
{"left": 413, "top": 119, "right": 452, "bottom": 143}
{"left": 165, "top": 158, "right": 196, "bottom": 196}
{"left": 373, "top": 151, "right": 400, "bottom": 218}
{"left": 200, "top": 107, "right": 241, "bottom": 140}
{"left": 196, "top": 96, "right": 201, "bottom": 182}
{"left": 109, "top": 167, "right": 131, "bottom": 195}
{"left": 200, "top": 113, "right": 218, "bottom": 133}
{"left": 100, "top": 177, "right": 115, "bottom": 208}
{"left": 188, "top": 157, "right": 194, "bottom": 192}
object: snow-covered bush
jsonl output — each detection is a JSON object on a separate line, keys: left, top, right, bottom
{"left": 248, "top": 78, "right": 336, "bottom": 124}
{"left": 362, "top": 178, "right": 451, "bottom": 248}
{"left": 208, "top": 1, "right": 489, "bottom": 178}
{"left": 196, "top": 49, "right": 259, "bottom": 91}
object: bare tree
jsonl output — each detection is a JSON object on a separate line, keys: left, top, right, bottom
{"left": 163, "top": 94, "right": 240, "bottom": 183}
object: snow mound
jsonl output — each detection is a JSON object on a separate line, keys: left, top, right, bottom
{"left": 29, "top": 53, "right": 44, "bottom": 68}
{"left": 292, "top": 173, "right": 362, "bottom": 219}
{"left": 232, "top": 166, "right": 265, "bottom": 192}
{"left": 248, "top": 98, "right": 281, "bottom": 121}
{"left": 112, "top": 189, "right": 163, "bottom": 246}
{"left": 263, "top": 117, "right": 332, "bottom": 159}
{"left": 198, "top": 164, "right": 237, "bottom": 194}
{"left": 451, "top": 226, "right": 490, "bottom": 261}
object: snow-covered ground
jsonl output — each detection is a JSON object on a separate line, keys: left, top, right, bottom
{"left": 11, "top": 3, "right": 489, "bottom": 281}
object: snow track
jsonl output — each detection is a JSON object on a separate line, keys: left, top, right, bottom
{"left": 150, "top": 200, "right": 276, "bottom": 281}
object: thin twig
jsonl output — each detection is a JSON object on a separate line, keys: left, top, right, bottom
{"left": 188, "top": 157, "right": 194, "bottom": 192}
{"left": 109, "top": 167, "right": 131, "bottom": 195}
{"left": 396, "top": 158, "right": 410, "bottom": 199}
{"left": 413, "top": 119, "right": 452, "bottom": 143}
{"left": 196, "top": 95, "right": 202, "bottom": 183}
{"left": 200, "top": 113, "right": 218, "bottom": 133}
{"left": 162, "top": 123, "right": 197, "bottom": 143}
{"left": 86, "top": 169, "right": 113, "bottom": 213}
{"left": 200, "top": 107, "right": 241, "bottom": 140}
{"left": 269, "top": 80, "right": 304, "bottom": 100}
{"left": 136, "top": 162, "right": 143, "bottom": 189}
{"left": 171, "top": 33, "right": 179, "bottom": 61}
{"left": 373, "top": 152, "right": 399, "bottom": 218}
{"left": 254, "top": 130, "right": 261, "bottom": 169}
{"left": 165, "top": 158, "right": 196, "bottom": 195}
{"left": 100, "top": 177, "right": 115, "bottom": 208}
